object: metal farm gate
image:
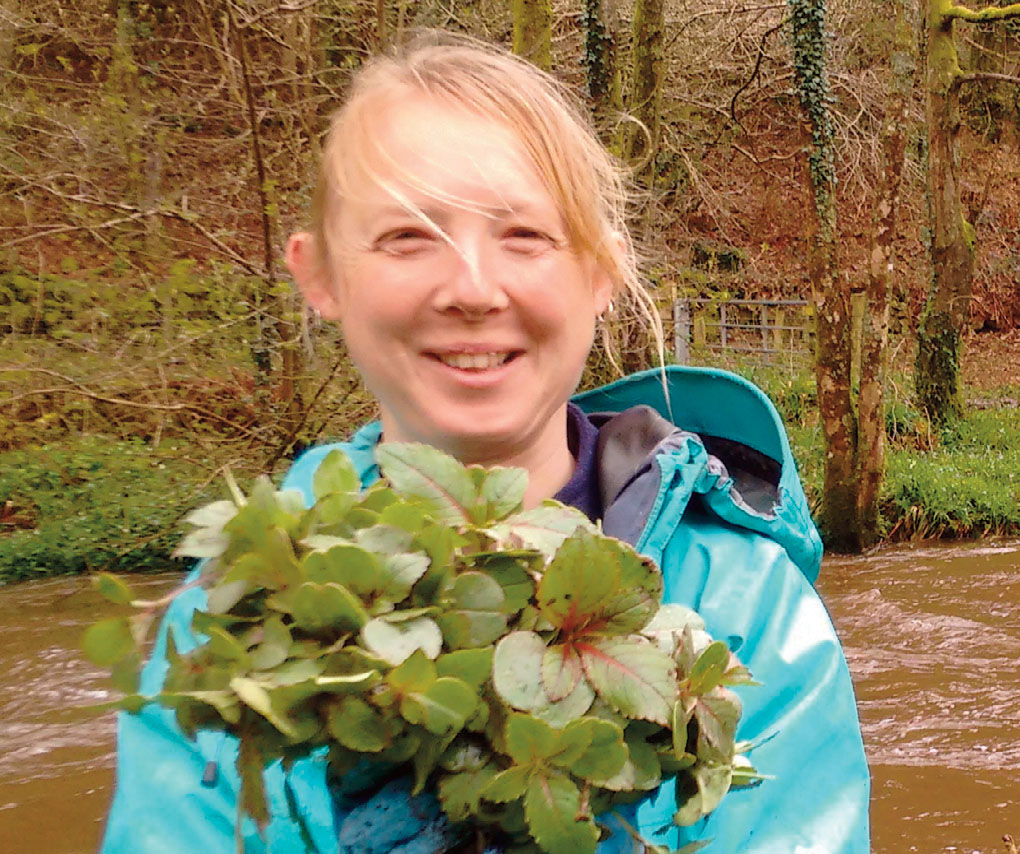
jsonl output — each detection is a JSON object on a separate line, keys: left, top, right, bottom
{"left": 670, "top": 298, "right": 815, "bottom": 366}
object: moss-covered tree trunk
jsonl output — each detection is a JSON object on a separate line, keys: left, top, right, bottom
{"left": 858, "top": 1, "right": 916, "bottom": 548}
{"left": 624, "top": 0, "right": 664, "bottom": 169}
{"left": 512, "top": 0, "right": 552, "bottom": 70}
{"left": 790, "top": 0, "right": 858, "bottom": 551}
{"left": 916, "top": 0, "right": 1020, "bottom": 423}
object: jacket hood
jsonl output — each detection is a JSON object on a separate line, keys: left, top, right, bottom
{"left": 573, "top": 366, "right": 822, "bottom": 584}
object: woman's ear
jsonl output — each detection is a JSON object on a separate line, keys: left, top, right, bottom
{"left": 591, "top": 231, "right": 625, "bottom": 316}
{"left": 286, "top": 232, "right": 344, "bottom": 320}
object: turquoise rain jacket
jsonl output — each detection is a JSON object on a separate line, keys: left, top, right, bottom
{"left": 101, "top": 366, "right": 871, "bottom": 854}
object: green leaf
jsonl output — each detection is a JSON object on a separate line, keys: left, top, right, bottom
{"left": 313, "top": 449, "right": 360, "bottom": 500}
{"left": 688, "top": 641, "right": 730, "bottom": 695}
{"left": 173, "top": 526, "right": 230, "bottom": 559}
{"left": 205, "top": 625, "right": 249, "bottom": 663}
{"left": 479, "top": 466, "right": 527, "bottom": 521}
{"left": 568, "top": 718, "right": 627, "bottom": 782}
{"left": 376, "top": 443, "right": 478, "bottom": 525}
{"left": 205, "top": 578, "right": 249, "bottom": 615}
{"left": 438, "top": 764, "right": 498, "bottom": 821}
{"left": 493, "top": 631, "right": 548, "bottom": 711}
{"left": 183, "top": 500, "right": 239, "bottom": 529}
{"left": 532, "top": 677, "right": 596, "bottom": 729}
{"left": 361, "top": 616, "right": 442, "bottom": 666}
{"left": 599, "top": 550, "right": 662, "bottom": 635}
{"left": 314, "top": 672, "right": 381, "bottom": 693}
{"left": 489, "top": 503, "right": 595, "bottom": 556}
{"left": 524, "top": 773, "right": 599, "bottom": 854}
{"left": 288, "top": 582, "right": 370, "bottom": 632}
{"left": 249, "top": 616, "right": 291, "bottom": 671}
{"left": 381, "top": 552, "right": 431, "bottom": 601}
{"left": 547, "top": 718, "right": 594, "bottom": 767}
{"left": 327, "top": 695, "right": 391, "bottom": 752}
{"left": 82, "top": 617, "right": 134, "bottom": 666}
{"left": 480, "top": 765, "right": 530, "bottom": 803}
{"left": 505, "top": 713, "right": 557, "bottom": 765}
{"left": 92, "top": 573, "right": 134, "bottom": 606}
{"left": 599, "top": 728, "right": 661, "bottom": 792}
{"left": 537, "top": 533, "right": 621, "bottom": 630}
{"left": 436, "top": 648, "right": 493, "bottom": 690}
{"left": 541, "top": 644, "right": 583, "bottom": 702}
{"left": 230, "top": 677, "right": 299, "bottom": 739}
{"left": 388, "top": 649, "right": 436, "bottom": 694}
{"left": 437, "top": 571, "right": 507, "bottom": 649}
{"left": 471, "top": 554, "right": 536, "bottom": 614}
{"left": 578, "top": 638, "right": 677, "bottom": 725}
{"left": 693, "top": 689, "right": 741, "bottom": 760}
{"left": 302, "top": 544, "right": 383, "bottom": 593}
{"left": 401, "top": 677, "right": 477, "bottom": 737}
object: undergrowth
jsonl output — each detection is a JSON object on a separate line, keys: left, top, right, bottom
{"left": 0, "top": 437, "right": 225, "bottom": 584}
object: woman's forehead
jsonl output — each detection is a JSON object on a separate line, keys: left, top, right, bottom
{"left": 339, "top": 94, "right": 558, "bottom": 211}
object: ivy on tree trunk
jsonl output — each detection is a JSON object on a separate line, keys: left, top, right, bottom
{"left": 790, "top": 0, "right": 859, "bottom": 551}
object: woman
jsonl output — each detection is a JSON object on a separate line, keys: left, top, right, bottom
{"left": 102, "top": 35, "right": 870, "bottom": 854}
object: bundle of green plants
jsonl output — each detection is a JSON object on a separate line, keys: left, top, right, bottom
{"left": 84, "top": 445, "right": 757, "bottom": 853}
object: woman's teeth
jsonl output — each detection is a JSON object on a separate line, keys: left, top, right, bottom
{"left": 437, "top": 352, "right": 511, "bottom": 370}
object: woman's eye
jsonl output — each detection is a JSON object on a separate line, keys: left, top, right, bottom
{"left": 504, "top": 227, "right": 553, "bottom": 252}
{"left": 378, "top": 229, "right": 434, "bottom": 255}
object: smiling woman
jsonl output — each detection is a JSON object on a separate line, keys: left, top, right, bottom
{"left": 100, "top": 31, "right": 871, "bottom": 854}
{"left": 287, "top": 95, "right": 613, "bottom": 506}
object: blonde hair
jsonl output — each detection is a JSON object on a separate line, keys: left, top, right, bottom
{"left": 309, "top": 31, "right": 664, "bottom": 372}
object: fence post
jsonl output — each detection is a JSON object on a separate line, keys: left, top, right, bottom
{"left": 673, "top": 299, "right": 690, "bottom": 364}
{"left": 719, "top": 303, "right": 728, "bottom": 351}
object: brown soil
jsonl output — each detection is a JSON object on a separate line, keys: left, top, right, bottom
{"left": 963, "top": 329, "right": 1020, "bottom": 393}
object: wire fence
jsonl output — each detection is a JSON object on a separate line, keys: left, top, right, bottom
{"left": 671, "top": 298, "right": 815, "bottom": 366}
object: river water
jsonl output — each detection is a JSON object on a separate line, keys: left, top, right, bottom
{"left": 1, "top": 541, "right": 1018, "bottom": 853}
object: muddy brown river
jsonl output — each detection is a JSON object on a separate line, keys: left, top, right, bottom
{"left": 1, "top": 542, "right": 1018, "bottom": 853}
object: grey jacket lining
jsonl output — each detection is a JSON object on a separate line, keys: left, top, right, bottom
{"left": 591, "top": 405, "right": 781, "bottom": 545}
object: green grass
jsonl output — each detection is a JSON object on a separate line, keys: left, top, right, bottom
{"left": 0, "top": 437, "right": 225, "bottom": 584}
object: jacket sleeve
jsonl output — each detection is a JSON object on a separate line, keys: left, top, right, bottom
{"left": 629, "top": 514, "right": 871, "bottom": 854}
{"left": 100, "top": 570, "right": 339, "bottom": 854}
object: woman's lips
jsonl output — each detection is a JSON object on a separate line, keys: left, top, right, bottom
{"left": 425, "top": 350, "right": 523, "bottom": 371}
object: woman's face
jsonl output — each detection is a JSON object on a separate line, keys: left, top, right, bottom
{"left": 291, "top": 95, "right": 613, "bottom": 466}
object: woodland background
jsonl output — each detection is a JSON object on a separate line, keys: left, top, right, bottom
{"left": 2, "top": 0, "right": 1020, "bottom": 578}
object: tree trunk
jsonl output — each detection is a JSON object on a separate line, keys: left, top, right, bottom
{"left": 790, "top": 0, "right": 857, "bottom": 551}
{"left": 512, "top": 0, "right": 552, "bottom": 71}
{"left": 915, "top": 2, "right": 972, "bottom": 423}
{"left": 916, "top": 0, "right": 1020, "bottom": 422}
{"left": 858, "top": 0, "right": 916, "bottom": 548}
{"left": 583, "top": 0, "right": 622, "bottom": 118}
{"left": 624, "top": 0, "right": 664, "bottom": 170}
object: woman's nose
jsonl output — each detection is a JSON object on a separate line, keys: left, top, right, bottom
{"left": 433, "top": 238, "right": 510, "bottom": 317}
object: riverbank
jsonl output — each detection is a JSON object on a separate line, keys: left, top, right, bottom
{"left": 3, "top": 355, "right": 1020, "bottom": 583}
